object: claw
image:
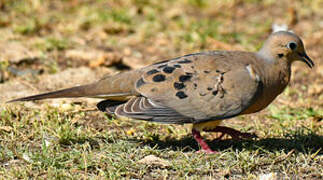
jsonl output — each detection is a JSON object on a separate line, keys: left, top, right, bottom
{"left": 192, "top": 126, "right": 257, "bottom": 153}
{"left": 206, "top": 126, "right": 258, "bottom": 140}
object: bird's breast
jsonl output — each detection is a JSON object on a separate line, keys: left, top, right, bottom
{"left": 242, "top": 67, "right": 291, "bottom": 114}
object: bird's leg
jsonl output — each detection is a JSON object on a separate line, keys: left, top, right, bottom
{"left": 192, "top": 129, "right": 217, "bottom": 154}
{"left": 206, "top": 126, "right": 257, "bottom": 140}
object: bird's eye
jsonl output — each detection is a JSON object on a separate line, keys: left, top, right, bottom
{"left": 287, "top": 41, "right": 297, "bottom": 50}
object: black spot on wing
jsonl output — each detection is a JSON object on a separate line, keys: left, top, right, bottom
{"left": 204, "top": 70, "right": 210, "bottom": 73}
{"left": 163, "top": 66, "right": 175, "bottom": 74}
{"left": 278, "top": 53, "right": 284, "bottom": 58}
{"left": 179, "top": 75, "right": 192, "bottom": 82}
{"left": 173, "top": 64, "right": 181, "bottom": 68}
{"left": 136, "top": 78, "right": 145, "bottom": 88}
{"left": 178, "top": 59, "right": 192, "bottom": 64}
{"left": 176, "top": 91, "right": 188, "bottom": 99}
{"left": 174, "top": 82, "right": 185, "bottom": 90}
{"left": 146, "top": 69, "right": 159, "bottom": 75}
{"left": 212, "top": 90, "right": 218, "bottom": 96}
{"left": 207, "top": 87, "right": 213, "bottom": 91}
{"left": 152, "top": 74, "right": 166, "bottom": 82}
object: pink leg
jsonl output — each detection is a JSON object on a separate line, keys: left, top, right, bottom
{"left": 206, "top": 126, "right": 257, "bottom": 140}
{"left": 192, "top": 129, "right": 217, "bottom": 154}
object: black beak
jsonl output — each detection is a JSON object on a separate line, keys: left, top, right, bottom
{"left": 299, "top": 53, "right": 314, "bottom": 69}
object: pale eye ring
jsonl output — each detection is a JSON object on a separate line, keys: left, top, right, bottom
{"left": 287, "top": 41, "right": 297, "bottom": 50}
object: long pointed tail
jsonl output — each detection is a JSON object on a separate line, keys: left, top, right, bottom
{"left": 7, "top": 70, "right": 142, "bottom": 103}
{"left": 7, "top": 83, "right": 98, "bottom": 102}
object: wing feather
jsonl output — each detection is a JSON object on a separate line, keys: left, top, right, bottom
{"left": 114, "top": 97, "right": 193, "bottom": 124}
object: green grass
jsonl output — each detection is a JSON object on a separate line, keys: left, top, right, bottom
{"left": 0, "top": 0, "right": 322, "bottom": 179}
{"left": 0, "top": 104, "right": 321, "bottom": 179}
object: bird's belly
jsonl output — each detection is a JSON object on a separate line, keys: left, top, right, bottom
{"left": 241, "top": 100, "right": 271, "bottom": 114}
{"left": 193, "top": 120, "right": 222, "bottom": 132}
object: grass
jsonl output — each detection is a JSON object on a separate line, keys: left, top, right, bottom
{"left": 0, "top": 0, "right": 322, "bottom": 179}
{"left": 0, "top": 104, "right": 322, "bottom": 179}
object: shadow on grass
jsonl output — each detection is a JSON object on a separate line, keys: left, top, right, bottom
{"left": 136, "top": 132, "right": 323, "bottom": 154}
{"left": 58, "top": 131, "right": 322, "bottom": 154}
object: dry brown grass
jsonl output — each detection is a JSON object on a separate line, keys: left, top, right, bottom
{"left": 0, "top": 0, "right": 322, "bottom": 179}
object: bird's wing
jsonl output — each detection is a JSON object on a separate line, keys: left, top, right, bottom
{"left": 111, "top": 51, "right": 263, "bottom": 124}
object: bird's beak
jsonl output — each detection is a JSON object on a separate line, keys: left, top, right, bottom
{"left": 299, "top": 53, "right": 314, "bottom": 69}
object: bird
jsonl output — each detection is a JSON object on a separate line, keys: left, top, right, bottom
{"left": 8, "top": 31, "right": 314, "bottom": 153}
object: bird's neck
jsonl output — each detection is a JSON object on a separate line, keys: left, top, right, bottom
{"left": 257, "top": 46, "right": 275, "bottom": 64}
{"left": 262, "top": 57, "right": 292, "bottom": 96}
{"left": 256, "top": 49, "right": 292, "bottom": 88}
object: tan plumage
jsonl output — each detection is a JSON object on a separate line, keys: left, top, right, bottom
{"left": 9, "top": 31, "right": 314, "bottom": 153}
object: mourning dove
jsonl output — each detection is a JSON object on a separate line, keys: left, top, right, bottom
{"left": 9, "top": 31, "right": 314, "bottom": 153}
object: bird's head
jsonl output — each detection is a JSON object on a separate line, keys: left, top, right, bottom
{"left": 258, "top": 31, "right": 314, "bottom": 68}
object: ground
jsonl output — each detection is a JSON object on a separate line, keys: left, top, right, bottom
{"left": 0, "top": 0, "right": 322, "bottom": 179}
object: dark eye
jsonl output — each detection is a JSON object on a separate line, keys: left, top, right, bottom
{"left": 287, "top": 41, "right": 297, "bottom": 50}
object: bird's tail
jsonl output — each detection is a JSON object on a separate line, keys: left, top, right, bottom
{"left": 7, "top": 70, "right": 141, "bottom": 103}
{"left": 7, "top": 83, "right": 98, "bottom": 102}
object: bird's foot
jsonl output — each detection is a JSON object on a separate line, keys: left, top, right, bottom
{"left": 192, "top": 129, "right": 218, "bottom": 154}
{"left": 206, "top": 126, "right": 258, "bottom": 140}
